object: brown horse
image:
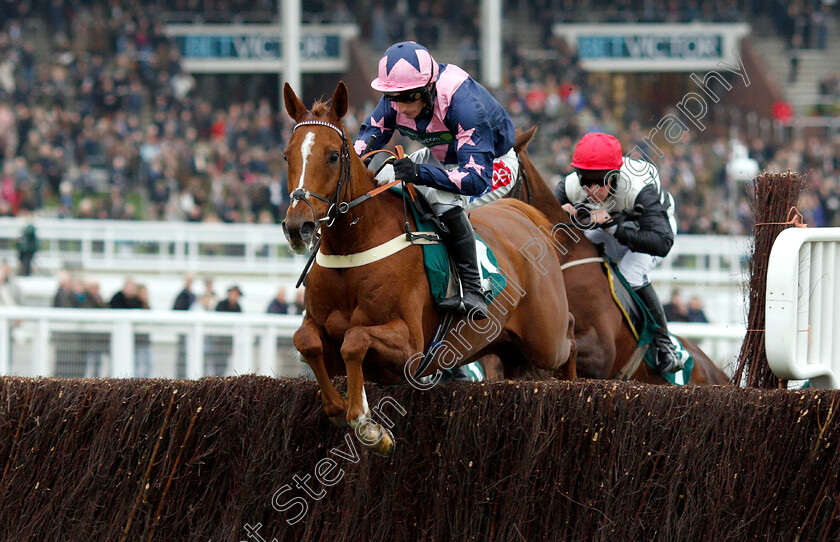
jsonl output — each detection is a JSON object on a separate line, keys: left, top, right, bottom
{"left": 513, "top": 126, "right": 728, "bottom": 385}
{"left": 282, "top": 82, "right": 576, "bottom": 455}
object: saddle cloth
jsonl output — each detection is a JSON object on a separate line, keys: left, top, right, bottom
{"left": 390, "top": 187, "right": 506, "bottom": 307}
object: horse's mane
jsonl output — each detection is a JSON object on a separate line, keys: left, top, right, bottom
{"left": 311, "top": 101, "right": 329, "bottom": 116}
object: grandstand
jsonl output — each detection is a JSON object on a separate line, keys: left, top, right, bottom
{"left": 0, "top": 0, "right": 836, "bottom": 378}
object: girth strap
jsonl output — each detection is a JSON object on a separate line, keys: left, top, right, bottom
{"left": 316, "top": 232, "right": 440, "bottom": 269}
{"left": 560, "top": 257, "right": 605, "bottom": 271}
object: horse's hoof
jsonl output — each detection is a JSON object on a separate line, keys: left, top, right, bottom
{"left": 368, "top": 426, "right": 395, "bottom": 458}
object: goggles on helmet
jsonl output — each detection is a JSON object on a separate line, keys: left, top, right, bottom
{"left": 384, "top": 86, "right": 428, "bottom": 103}
{"left": 575, "top": 168, "right": 619, "bottom": 188}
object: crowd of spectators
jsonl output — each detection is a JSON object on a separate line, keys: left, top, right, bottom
{"left": 1, "top": 0, "right": 297, "bottom": 224}
{"left": 0, "top": 0, "right": 839, "bottom": 237}
{"left": 664, "top": 289, "right": 710, "bottom": 323}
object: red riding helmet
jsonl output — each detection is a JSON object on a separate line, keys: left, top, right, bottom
{"left": 571, "top": 133, "right": 624, "bottom": 171}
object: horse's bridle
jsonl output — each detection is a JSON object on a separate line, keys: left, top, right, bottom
{"left": 289, "top": 120, "right": 352, "bottom": 228}
{"left": 287, "top": 119, "right": 413, "bottom": 288}
{"left": 510, "top": 157, "right": 533, "bottom": 204}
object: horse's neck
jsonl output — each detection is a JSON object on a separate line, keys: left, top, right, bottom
{"left": 318, "top": 156, "right": 408, "bottom": 256}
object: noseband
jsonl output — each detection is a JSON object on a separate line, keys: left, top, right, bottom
{"left": 290, "top": 120, "right": 352, "bottom": 228}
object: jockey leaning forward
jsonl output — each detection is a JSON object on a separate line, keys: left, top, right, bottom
{"left": 354, "top": 41, "right": 518, "bottom": 321}
{"left": 555, "top": 132, "right": 682, "bottom": 375}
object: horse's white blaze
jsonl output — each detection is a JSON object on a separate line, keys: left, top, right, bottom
{"left": 291, "top": 131, "right": 316, "bottom": 208}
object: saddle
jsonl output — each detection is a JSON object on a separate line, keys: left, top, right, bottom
{"left": 388, "top": 186, "right": 507, "bottom": 309}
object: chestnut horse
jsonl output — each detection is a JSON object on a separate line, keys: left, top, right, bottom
{"left": 513, "top": 126, "right": 728, "bottom": 385}
{"left": 282, "top": 82, "right": 576, "bottom": 455}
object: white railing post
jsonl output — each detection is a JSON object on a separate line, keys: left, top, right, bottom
{"left": 187, "top": 323, "right": 204, "bottom": 379}
{"left": 110, "top": 320, "right": 135, "bottom": 377}
{"left": 0, "top": 318, "right": 9, "bottom": 375}
{"left": 259, "top": 326, "right": 278, "bottom": 376}
{"left": 34, "top": 319, "right": 50, "bottom": 377}
{"left": 104, "top": 230, "right": 115, "bottom": 268}
{"left": 232, "top": 325, "right": 253, "bottom": 375}
{"left": 82, "top": 231, "right": 92, "bottom": 265}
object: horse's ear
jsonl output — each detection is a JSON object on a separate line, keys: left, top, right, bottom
{"left": 284, "top": 82, "right": 308, "bottom": 122}
{"left": 514, "top": 124, "right": 539, "bottom": 153}
{"left": 329, "top": 81, "right": 349, "bottom": 120}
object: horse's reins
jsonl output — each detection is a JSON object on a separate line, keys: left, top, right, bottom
{"left": 290, "top": 120, "right": 411, "bottom": 224}
{"left": 289, "top": 121, "right": 433, "bottom": 287}
{"left": 289, "top": 122, "right": 454, "bottom": 377}
{"left": 510, "top": 157, "right": 532, "bottom": 204}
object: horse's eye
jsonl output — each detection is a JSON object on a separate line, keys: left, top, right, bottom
{"left": 283, "top": 153, "right": 288, "bottom": 162}
{"left": 329, "top": 151, "right": 339, "bottom": 164}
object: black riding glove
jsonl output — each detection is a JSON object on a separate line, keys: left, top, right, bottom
{"left": 393, "top": 157, "right": 424, "bottom": 185}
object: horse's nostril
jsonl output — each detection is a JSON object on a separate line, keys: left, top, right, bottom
{"left": 300, "top": 221, "right": 316, "bottom": 239}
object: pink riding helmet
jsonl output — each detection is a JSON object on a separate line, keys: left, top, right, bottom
{"left": 370, "top": 41, "right": 440, "bottom": 93}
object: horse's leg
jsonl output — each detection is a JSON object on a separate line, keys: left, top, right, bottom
{"left": 293, "top": 320, "right": 347, "bottom": 419}
{"left": 680, "top": 336, "right": 729, "bottom": 385}
{"left": 501, "top": 280, "right": 573, "bottom": 375}
{"left": 573, "top": 326, "right": 617, "bottom": 379}
{"left": 478, "top": 354, "right": 504, "bottom": 381}
{"left": 341, "top": 320, "right": 414, "bottom": 457}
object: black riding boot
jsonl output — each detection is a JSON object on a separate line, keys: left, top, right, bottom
{"left": 436, "top": 206, "right": 489, "bottom": 320}
{"left": 634, "top": 283, "right": 682, "bottom": 374}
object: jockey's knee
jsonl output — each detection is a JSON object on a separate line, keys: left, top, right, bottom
{"left": 433, "top": 203, "right": 462, "bottom": 216}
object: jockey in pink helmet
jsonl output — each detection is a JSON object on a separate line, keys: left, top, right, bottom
{"left": 355, "top": 41, "right": 518, "bottom": 323}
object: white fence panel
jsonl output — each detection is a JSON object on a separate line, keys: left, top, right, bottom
{"left": 766, "top": 228, "right": 840, "bottom": 388}
{"left": 0, "top": 217, "right": 308, "bottom": 277}
{"left": 0, "top": 308, "right": 308, "bottom": 379}
{"left": 670, "top": 322, "right": 745, "bottom": 375}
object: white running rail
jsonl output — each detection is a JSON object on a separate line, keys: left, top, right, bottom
{"left": 0, "top": 307, "right": 743, "bottom": 379}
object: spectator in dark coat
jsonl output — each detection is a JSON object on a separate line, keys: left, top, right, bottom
{"left": 53, "top": 270, "right": 78, "bottom": 308}
{"left": 216, "top": 285, "right": 242, "bottom": 312}
{"left": 172, "top": 272, "right": 196, "bottom": 310}
{"left": 109, "top": 278, "right": 143, "bottom": 309}
{"left": 16, "top": 222, "right": 38, "bottom": 277}
{"left": 81, "top": 280, "right": 106, "bottom": 308}
{"left": 663, "top": 289, "right": 689, "bottom": 323}
{"left": 686, "top": 296, "right": 710, "bottom": 323}
{"left": 267, "top": 287, "right": 289, "bottom": 314}
{"left": 207, "top": 285, "right": 242, "bottom": 376}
